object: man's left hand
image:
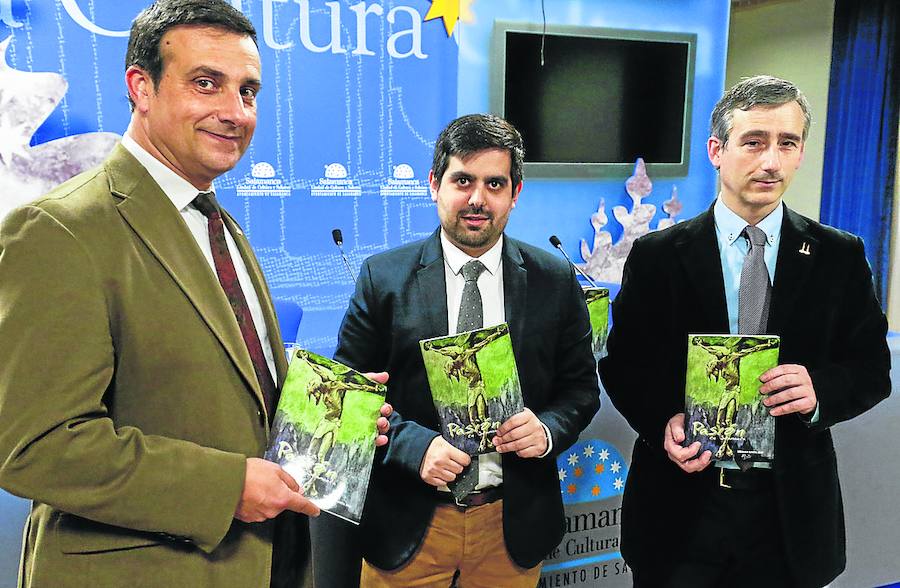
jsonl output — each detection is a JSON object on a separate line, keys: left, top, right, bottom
{"left": 759, "top": 364, "right": 817, "bottom": 416}
{"left": 364, "top": 371, "right": 392, "bottom": 446}
{"left": 493, "top": 407, "right": 547, "bottom": 458}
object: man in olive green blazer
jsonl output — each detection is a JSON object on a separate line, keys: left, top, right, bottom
{"left": 0, "top": 1, "right": 330, "bottom": 586}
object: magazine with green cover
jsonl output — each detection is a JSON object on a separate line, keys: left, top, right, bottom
{"left": 264, "top": 349, "right": 386, "bottom": 524}
{"left": 420, "top": 323, "right": 524, "bottom": 499}
{"left": 583, "top": 286, "right": 610, "bottom": 359}
{"left": 420, "top": 323, "right": 524, "bottom": 456}
{"left": 683, "top": 334, "right": 780, "bottom": 468}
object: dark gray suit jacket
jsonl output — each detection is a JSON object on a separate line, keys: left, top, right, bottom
{"left": 598, "top": 204, "right": 890, "bottom": 587}
{"left": 334, "top": 228, "right": 600, "bottom": 571}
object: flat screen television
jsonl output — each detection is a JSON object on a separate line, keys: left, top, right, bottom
{"left": 490, "top": 22, "right": 696, "bottom": 178}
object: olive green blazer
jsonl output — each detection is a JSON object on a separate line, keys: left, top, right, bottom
{"left": 0, "top": 145, "right": 307, "bottom": 587}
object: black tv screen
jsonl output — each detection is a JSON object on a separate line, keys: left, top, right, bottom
{"left": 491, "top": 24, "right": 696, "bottom": 177}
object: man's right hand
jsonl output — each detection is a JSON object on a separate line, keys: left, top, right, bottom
{"left": 419, "top": 437, "right": 471, "bottom": 487}
{"left": 663, "top": 413, "right": 712, "bottom": 473}
{"left": 234, "top": 458, "right": 321, "bottom": 523}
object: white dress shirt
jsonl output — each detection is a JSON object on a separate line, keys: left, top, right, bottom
{"left": 121, "top": 134, "right": 277, "bottom": 383}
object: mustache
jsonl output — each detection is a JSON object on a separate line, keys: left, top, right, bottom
{"left": 459, "top": 207, "right": 493, "bottom": 219}
{"left": 751, "top": 173, "right": 783, "bottom": 182}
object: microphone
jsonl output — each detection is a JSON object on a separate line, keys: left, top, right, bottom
{"left": 549, "top": 235, "right": 598, "bottom": 288}
{"left": 331, "top": 228, "right": 356, "bottom": 282}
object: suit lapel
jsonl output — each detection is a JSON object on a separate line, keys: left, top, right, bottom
{"left": 501, "top": 237, "right": 527, "bottom": 347}
{"left": 673, "top": 207, "right": 730, "bottom": 332}
{"left": 768, "top": 206, "right": 818, "bottom": 335}
{"left": 416, "top": 229, "right": 449, "bottom": 336}
{"left": 106, "top": 146, "right": 264, "bottom": 407}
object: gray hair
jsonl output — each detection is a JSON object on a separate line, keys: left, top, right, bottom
{"left": 710, "top": 75, "right": 811, "bottom": 144}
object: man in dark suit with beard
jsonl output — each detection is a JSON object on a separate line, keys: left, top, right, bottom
{"left": 333, "top": 114, "right": 600, "bottom": 587}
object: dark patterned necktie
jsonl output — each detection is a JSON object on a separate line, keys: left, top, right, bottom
{"left": 738, "top": 225, "right": 772, "bottom": 335}
{"left": 193, "top": 192, "right": 277, "bottom": 420}
{"left": 457, "top": 260, "right": 486, "bottom": 332}
{"left": 451, "top": 259, "right": 487, "bottom": 498}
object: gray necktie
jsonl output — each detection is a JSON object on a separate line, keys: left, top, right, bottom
{"left": 457, "top": 260, "right": 486, "bottom": 332}
{"left": 738, "top": 225, "right": 771, "bottom": 334}
{"left": 450, "top": 259, "right": 487, "bottom": 499}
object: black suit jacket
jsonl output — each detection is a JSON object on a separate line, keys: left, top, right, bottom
{"left": 598, "top": 204, "right": 890, "bottom": 587}
{"left": 334, "top": 228, "right": 600, "bottom": 570}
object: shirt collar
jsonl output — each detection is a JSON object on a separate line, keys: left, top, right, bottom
{"left": 440, "top": 229, "right": 504, "bottom": 276}
{"left": 714, "top": 196, "right": 782, "bottom": 246}
{"left": 121, "top": 134, "right": 214, "bottom": 211}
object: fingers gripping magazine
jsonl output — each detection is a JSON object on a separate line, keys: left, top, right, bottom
{"left": 420, "top": 323, "right": 524, "bottom": 499}
{"left": 264, "top": 349, "right": 386, "bottom": 524}
{"left": 683, "top": 334, "right": 780, "bottom": 469}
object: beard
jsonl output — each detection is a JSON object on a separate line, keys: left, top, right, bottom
{"left": 444, "top": 207, "right": 499, "bottom": 251}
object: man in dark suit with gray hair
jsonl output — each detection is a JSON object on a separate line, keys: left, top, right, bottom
{"left": 600, "top": 75, "right": 890, "bottom": 587}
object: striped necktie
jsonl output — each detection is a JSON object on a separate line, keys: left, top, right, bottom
{"left": 193, "top": 192, "right": 277, "bottom": 421}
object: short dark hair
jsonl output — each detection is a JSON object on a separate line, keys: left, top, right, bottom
{"left": 431, "top": 114, "right": 525, "bottom": 189}
{"left": 125, "top": 0, "right": 257, "bottom": 109}
{"left": 710, "top": 75, "right": 811, "bottom": 145}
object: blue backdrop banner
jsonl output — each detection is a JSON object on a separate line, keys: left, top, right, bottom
{"left": 0, "top": 0, "right": 459, "bottom": 355}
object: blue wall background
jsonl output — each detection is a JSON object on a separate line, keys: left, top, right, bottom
{"left": 1, "top": 0, "right": 459, "bottom": 357}
{"left": 0, "top": 0, "right": 727, "bottom": 357}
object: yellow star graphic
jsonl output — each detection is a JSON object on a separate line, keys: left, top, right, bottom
{"left": 425, "top": 0, "right": 475, "bottom": 37}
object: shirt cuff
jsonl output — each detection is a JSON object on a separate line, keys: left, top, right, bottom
{"left": 804, "top": 403, "right": 820, "bottom": 425}
{"left": 797, "top": 402, "right": 819, "bottom": 427}
{"left": 538, "top": 422, "right": 553, "bottom": 458}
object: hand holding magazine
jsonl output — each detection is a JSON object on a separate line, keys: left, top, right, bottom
{"left": 265, "top": 349, "right": 386, "bottom": 524}
{"left": 683, "top": 334, "right": 780, "bottom": 470}
{"left": 419, "top": 323, "right": 524, "bottom": 499}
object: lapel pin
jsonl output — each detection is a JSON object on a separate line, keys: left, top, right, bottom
{"left": 799, "top": 242, "right": 811, "bottom": 256}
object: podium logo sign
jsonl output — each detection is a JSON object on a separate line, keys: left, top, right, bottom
{"left": 237, "top": 162, "right": 291, "bottom": 198}
{"left": 558, "top": 439, "right": 626, "bottom": 503}
{"left": 379, "top": 164, "right": 427, "bottom": 197}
